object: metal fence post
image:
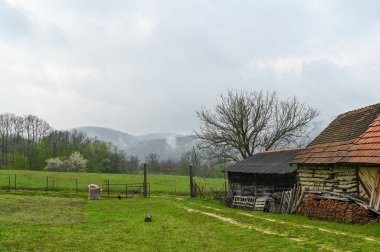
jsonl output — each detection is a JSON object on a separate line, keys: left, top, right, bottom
{"left": 14, "top": 174, "right": 16, "bottom": 192}
{"left": 125, "top": 184, "right": 127, "bottom": 198}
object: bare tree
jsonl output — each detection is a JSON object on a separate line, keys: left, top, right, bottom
{"left": 0, "top": 114, "right": 14, "bottom": 166}
{"left": 195, "top": 90, "right": 319, "bottom": 161}
{"left": 23, "top": 115, "right": 51, "bottom": 169}
{"left": 145, "top": 153, "right": 160, "bottom": 172}
{"left": 126, "top": 155, "right": 140, "bottom": 174}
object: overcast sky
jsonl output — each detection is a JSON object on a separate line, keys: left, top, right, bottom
{"left": 1, "top": 0, "right": 380, "bottom": 135}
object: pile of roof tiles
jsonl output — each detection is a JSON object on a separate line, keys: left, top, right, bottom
{"left": 298, "top": 194, "right": 379, "bottom": 224}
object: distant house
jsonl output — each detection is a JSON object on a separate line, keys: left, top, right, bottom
{"left": 292, "top": 103, "right": 380, "bottom": 211}
{"left": 227, "top": 148, "right": 302, "bottom": 198}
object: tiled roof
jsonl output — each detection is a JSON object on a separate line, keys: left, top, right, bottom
{"left": 227, "top": 148, "right": 302, "bottom": 174}
{"left": 258, "top": 147, "right": 304, "bottom": 154}
{"left": 292, "top": 103, "right": 380, "bottom": 164}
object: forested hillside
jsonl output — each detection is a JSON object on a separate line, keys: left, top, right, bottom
{"left": 0, "top": 114, "right": 224, "bottom": 177}
{"left": 0, "top": 113, "right": 128, "bottom": 173}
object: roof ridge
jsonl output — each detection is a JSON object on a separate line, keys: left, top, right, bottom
{"left": 258, "top": 147, "right": 305, "bottom": 154}
{"left": 338, "top": 102, "right": 380, "bottom": 118}
{"left": 292, "top": 106, "right": 380, "bottom": 164}
{"left": 307, "top": 102, "right": 380, "bottom": 147}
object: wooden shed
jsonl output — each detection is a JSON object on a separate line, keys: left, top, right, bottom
{"left": 227, "top": 148, "right": 302, "bottom": 197}
{"left": 292, "top": 103, "right": 380, "bottom": 212}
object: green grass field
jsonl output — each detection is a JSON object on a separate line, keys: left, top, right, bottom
{"left": 0, "top": 170, "right": 225, "bottom": 195}
{"left": 0, "top": 170, "right": 379, "bottom": 251}
{"left": 0, "top": 194, "right": 379, "bottom": 251}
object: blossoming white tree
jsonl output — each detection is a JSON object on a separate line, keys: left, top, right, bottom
{"left": 44, "top": 158, "right": 64, "bottom": 171}
{"left": 65, "top": 151, "right": 88, "bottom": 172}
{"left": 44, "top": 151, "right": 88, "bottom": 172}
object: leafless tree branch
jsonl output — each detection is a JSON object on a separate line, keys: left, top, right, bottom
{"left": 195, "top": 90, "right": 319, "bottom": 161}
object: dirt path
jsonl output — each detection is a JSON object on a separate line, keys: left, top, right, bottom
{"left": 237, "top": 212, "right": 380, "bottom": 244}
{"left": 200, "top": 206, "right": 221, "bottom": 211}
{"left": 183, "top": 207, "right": 350, "bottom": 252}
{"left": 184, "top": 207, "right": 303, "bottom": 241}
{"left": 175, "top": 197, "right": 379, "bottom": 247}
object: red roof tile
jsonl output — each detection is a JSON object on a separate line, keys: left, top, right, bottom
{"left": 292, "top": 103, "right": 380, "bottom": 164}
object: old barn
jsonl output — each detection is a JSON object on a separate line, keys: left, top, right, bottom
{"left": 227, "top": 148, "right": 302, "bottom": 198}
{"left": 292, "top": 103, "right": 380, "bottom": 212}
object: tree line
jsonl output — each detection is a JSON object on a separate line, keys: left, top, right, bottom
{"left": 0, "top": 113, "right": 129, "bottom": 173}
{"left": 0, "top": 89, "right": 318, "bottom": 176}
{"left": 0, "top": 113, "right": 221, "bottom": 177}
{"left": 143, "top": 151, "right": 225, "bottom": 178}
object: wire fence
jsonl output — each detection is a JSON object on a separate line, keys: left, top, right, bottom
{"left": 103, "top": 180, "right": 150, "bottom": 198}
{"left": 0, "top": 174, "right": 149, "bottom": 198}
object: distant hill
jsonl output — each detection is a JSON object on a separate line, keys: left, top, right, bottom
{"left": 76, "top": 126, "right": 197, "bottom": 161}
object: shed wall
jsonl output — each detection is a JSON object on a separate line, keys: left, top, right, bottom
{"left": 298, "top": 165, "right": 358, "bottom": 194}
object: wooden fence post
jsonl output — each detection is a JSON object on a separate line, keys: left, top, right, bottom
{"left": 125, "top": 184, "right": 128, "bottom": 198}
{"left": 107, "top": 179, "right": 110, "bottom": 197}
{"left": 143, "top": 163, "right": 148, "bottom": 197}
{"left": 190, "top": 165, "right": 194, "bottom": 198}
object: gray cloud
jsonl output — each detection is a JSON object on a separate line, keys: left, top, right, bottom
{"left": 0, "top": 0, "right": 34, "bottom": 40}
{"left": 1, "top": 0, "right": 380, "bottom": 135}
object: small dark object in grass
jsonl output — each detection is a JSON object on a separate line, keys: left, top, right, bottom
{"left": 118, "top": 195, "right": 122, "bottom": 200}
{"left": 145, "top": 213, "right": 152, "bottom": 222}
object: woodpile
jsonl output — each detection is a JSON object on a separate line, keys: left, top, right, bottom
{"left": 298, "top": 194, "right": 380, "bottom": 224}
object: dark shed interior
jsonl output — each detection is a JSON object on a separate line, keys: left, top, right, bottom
{"left": 227, "top": 149, "right": 302, "bottom": 197}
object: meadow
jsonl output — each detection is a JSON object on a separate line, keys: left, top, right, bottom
{"left": 0, "top": 170, "right": 380, "bottom": 251}
{"left": 1, "top": 194, "right": 380, "bottom": 251}
{"left": 0, "top": 170, "right": 225, "bottom": 196}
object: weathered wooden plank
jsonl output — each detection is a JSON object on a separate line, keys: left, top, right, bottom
{"left": 372, "top": 173, "right": 380, "bottom": 211}
{"left": 359, "top": 167, "right": 379, "bottom": 200}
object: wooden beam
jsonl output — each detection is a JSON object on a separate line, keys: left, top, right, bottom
{"left": 375, "top": 173, "right": 380, "bottom": 211}
{"left": 359, "top": 174, "right": 372, "bottom": 198}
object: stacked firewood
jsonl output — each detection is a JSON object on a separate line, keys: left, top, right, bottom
{"left": 298, "top": 194, "right": 379, "bottom": 224}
